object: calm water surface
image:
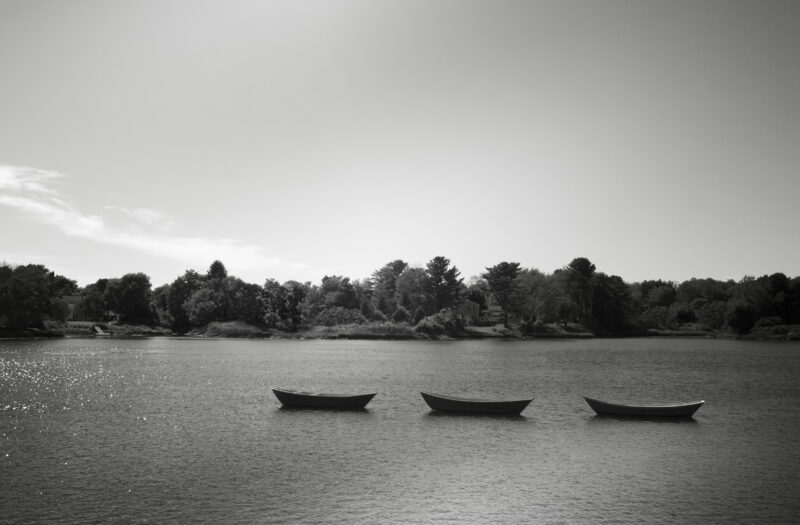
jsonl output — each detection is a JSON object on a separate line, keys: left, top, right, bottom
{"left": 2, "top": 338, "right": 799, "bottom": 524}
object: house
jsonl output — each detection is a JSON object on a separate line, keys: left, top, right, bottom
{"left": 61, "top": 295, "right": 87, "bottom": 321}
{"left": 457, "top": 300, "right": 480, "bottom": 325}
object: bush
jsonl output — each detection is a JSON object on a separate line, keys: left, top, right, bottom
{"left": 303, "top": 322, "right": 417, "bottom": 339}
{"left": 636, "top": 306, "right": 670, "bottom": 329}
{"left": 313, "top": 306, "right": 367, "bottom": 326}
{"left": 725, "top": 300, "right": 756, "bottom": 334}
{"left": 414, "top": 316, "right": 446, "bottom": 335}
{"left": 669, "top": 302, "right": 696, "bottom": 325}
{"left": 746, "top": 323, "right": 800, "bottom": 340}
{"left": 753, "top": 316, "right": 783, "bottom": 328}
{"left": 694, "top": 300, "right": 727, "bottom": 330}
{"left": 520, "top": 320, "right": 551, "bottom": 335}
{"left": 392, "top": 306, "right": 411, "bottom": 323}
{"left": 202, "top": 321, "right": 268, "bottom": 337}
{"left": 414, "top": 309, "right": 464, "bottom": 336}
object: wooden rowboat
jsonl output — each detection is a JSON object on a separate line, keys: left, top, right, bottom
{"left": 272, "top": 388, "right": 377, "bottom": 410}
{"left": 583, "top": 396, "right": 704, "bottom": 417}
{"left": 420, "top": 391, "right": 532, "bottom": 415}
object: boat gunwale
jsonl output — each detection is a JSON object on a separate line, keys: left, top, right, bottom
{"left": 272, "top": 387, "right": 378, "bottom": 399}
{"left": 421, "top": 391, "right": 533, "bottom": 405}
{"left": 583, "top": 395, "right": 705, "bottom": 410}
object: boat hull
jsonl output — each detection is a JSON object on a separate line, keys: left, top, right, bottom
{"left": 421, "top": 392, "right": 532, "bottom": 415}
{"left": 584, "top": 396, "right": 704, "bottom": 417}
{"left": 272, "top": 388, "right": 377, "bottom": 410}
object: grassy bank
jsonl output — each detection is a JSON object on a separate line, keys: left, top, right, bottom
{"left": 4, "top": 320, "right": 799, "bottom": 341}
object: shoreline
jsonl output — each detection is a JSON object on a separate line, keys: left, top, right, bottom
{"left": 3, "top": 325, "right": 798, "bottom": 342}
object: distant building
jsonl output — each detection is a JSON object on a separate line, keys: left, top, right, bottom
{"left": 478, "top": 293, "right": 506, "bottom": 325}
{"left": 479, "top": 305, "right": 505, "bottom": 325}
{"left": 457, "top": 300, "right": 480, "bottom": 325}
{"left": 62, "top": 295, "right": 87, "bottom": 321}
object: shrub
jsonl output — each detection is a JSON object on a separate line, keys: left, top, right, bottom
{"left": 754, "top": 316, "right": 783, "bottom": 328}
{"left": 392, "top": 306, "right": 411, "bottom": 323}
{"left": 520, "top": 319, "right": 551, "bottom": 335}
{"left": 414, "top": 316, "right": 445, "bottom": 335}
{"left": 414, "top": 309, "right": 464, "bottom": 336}
{"left": 313, "top": 306, "right": 367, "bottom": 326}
{"left": 303, "top": 321, "right": 416, "bottom": 339}
{"left": 203, "top": 321, "right": 268, "bottom": 337}
{"left": 725, "top": 300, "right": 756, "bottom": 334}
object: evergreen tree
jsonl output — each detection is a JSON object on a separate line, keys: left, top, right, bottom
{"left": 392, "top": 306, "right": 411, "bottom": 323}
{"left": 564, "top": 257, "right": 596, "bottom": 325}
{"left": 207, "top": 260, "right": 228, "bottom": 281}
{"left": 422, "top": 256, "right": 463, "bottom": 312}
{"left": 412, "top": 306, "right": 426, "bottom": 325}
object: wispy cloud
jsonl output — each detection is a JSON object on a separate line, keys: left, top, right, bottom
{"left": 0, "top": 193, "right": 105, "bottom": 236}
{"left": 104, "top": 206, "right": 177, "bottom": 233}
{"left": 0, "top": 165, "right": 63, "bottom": 195}
{"left": 0, "top": 165, "right": 294, "bottom": 274}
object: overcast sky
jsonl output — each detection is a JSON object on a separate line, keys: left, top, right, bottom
{"left": 1, "top": 0, "right": 798, "bottom": 287}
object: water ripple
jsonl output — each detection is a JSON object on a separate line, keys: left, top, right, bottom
{"left": 1, "top": 338, "right": 800, "bottom": 523}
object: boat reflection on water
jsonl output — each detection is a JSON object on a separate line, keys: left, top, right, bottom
{"left": 424, "top": 410, "right": 528, "bottom": 422}
{"left": 587, "top": 414, "right": 699, "bottom": 425}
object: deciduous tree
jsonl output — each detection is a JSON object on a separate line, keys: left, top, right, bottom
{"left": 0, "top": 264, "right": 66, "bottom": 329}
{"left": 106, "top": 273, "right": 158, "bottom": 325}
{"left": 564, "top": 257, "right": 596, "bottom": 325}
{"left": 395, "top": 267, "right": 427, "bottom": 315}
{"left": 590, "top": 273, "right": 633, "bottom": 333}
{"left": 483, "top": 262, "right": 521, "bottom": 325}
{"left": 370, "top": 259, "right": 408, "bottom": 314}
{"left": 167, "top": 270, "right": 204, "bottom": 333}
{"left": 80, "top": 279, "right": 111, "bottom": 321}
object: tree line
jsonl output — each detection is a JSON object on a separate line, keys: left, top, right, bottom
{"left": 2, "top": 257, "right": 799, "bottom": 338}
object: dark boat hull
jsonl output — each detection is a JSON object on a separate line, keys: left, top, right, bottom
{"left": 272, "top": 388, "right": 377, "bottom": 410}
{"left": 421, "top": 392, "right": 532, "bottom": 415}
{"left": 584, "top": 396, "right": 704, "bottom": 417}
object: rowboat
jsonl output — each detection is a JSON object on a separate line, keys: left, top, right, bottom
{"left": 272, "top": 388, "right": 377, "bottom": 410}
{"left": 583, "top": 396, "right": 704, "bottom": 417}
{"left": 420, "top": 391, "right": 532, "bottom": 415}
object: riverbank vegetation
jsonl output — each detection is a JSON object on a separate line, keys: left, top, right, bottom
{"left": 2, "top": 257, "right": 799, "bottom": 340}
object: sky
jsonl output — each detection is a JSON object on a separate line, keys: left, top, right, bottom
{"left": 1, "top": 0, "right": 798, "bottom": 288}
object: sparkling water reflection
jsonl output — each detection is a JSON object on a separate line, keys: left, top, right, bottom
{"left": 1, "top": 338, "right": 799, "bottom": 524}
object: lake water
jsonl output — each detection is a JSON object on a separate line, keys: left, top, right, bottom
{"left": 2, "top": 337, "right": 799, "bottom": 524}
